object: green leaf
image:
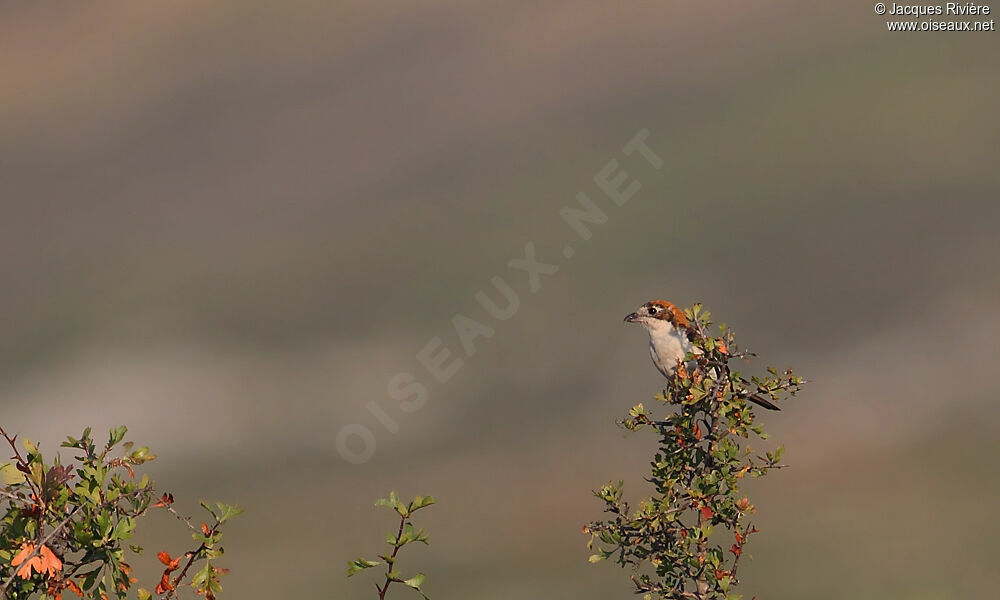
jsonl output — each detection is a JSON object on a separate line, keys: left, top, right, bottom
{"left": 130, "top": 446, "right": 155, "bottom": 463}
{"left": 403, "top": 573, "right": 426, "bottom": 589}
{"left": 774, "top": 445, "right": 786, "bottom": 461}
{"left": 215, "top": 502, "right": 244, "bottom": 523}
{"left": 0, "top": 462, "right": 25, "bottom": 485}
{"left": 108, "top": 425, "right": 128, "bottom": 447}
{"left": 376, "top": 491, "right": 408, "bottom": 516}
{"left": 137, "top": 589, "right": 152, "bottom": 600}
{"left": 347, "top": 558, "right": 382, "bottom": 576}
{"left": 588, "top": 554, "right": 606, "bottom": 563}
{"left": 409, "top": 495, "right": 436, "bottom": 512}
{"left": 191, "top": 562, "right": 212, "bottom": 587}
{"left": 82, "top": 567, "right": 101, "bottom": 591}
{"left": 113, "top": 516, "right": 136, "bottom": 540}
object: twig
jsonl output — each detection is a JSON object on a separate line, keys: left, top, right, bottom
{"left": 164, "top": 505, "right": 200, "bottom": 533}
{"left": 377, "top": 513, "right": 408, "bottom": 600}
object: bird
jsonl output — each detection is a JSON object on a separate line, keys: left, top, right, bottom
{"left": 624, "top": 299, "right": 780, "bottom": 411}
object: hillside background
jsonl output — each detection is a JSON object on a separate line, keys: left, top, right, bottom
{"left": 2, "top": 2, "right": 998, "bottom": 599}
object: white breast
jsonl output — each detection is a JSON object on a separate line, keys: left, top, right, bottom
{"left": 647, "top": 326, "right": 696, "bottom": 378}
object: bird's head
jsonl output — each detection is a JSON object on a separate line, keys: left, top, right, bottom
{"left": 624, "top": 300, "right": 690, "bottom": 333}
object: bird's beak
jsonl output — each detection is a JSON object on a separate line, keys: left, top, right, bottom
{"left": 624, "top": 312, "right": 639, "bottom": 323}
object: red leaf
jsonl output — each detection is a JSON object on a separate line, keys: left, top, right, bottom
{"left": 700, "top": 506, "right": 713, "bottom": 520}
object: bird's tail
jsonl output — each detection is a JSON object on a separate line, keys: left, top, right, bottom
{"left": 748, "top": 394, "right": 781, "bottom": 411}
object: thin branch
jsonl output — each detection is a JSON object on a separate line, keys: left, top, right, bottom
{"left": 378, "top": 513, "right": 408, "bottom": 600}
{"left": 164, "top": 505, "right": 200, "bottom": 533}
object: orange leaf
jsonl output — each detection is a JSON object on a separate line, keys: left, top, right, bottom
{"left": 201, "top": 522, "right": 211, "bottom": 536}
{"left": 11, "top": 542, "right": 34, "bottom": 566}
{"left": 153, "top": 493, "right": 174, "bottom": 508}
{"left": 730, "top": 544, "right": 742, "bottom": 557}
{"left": 67, "top": 581, "right": 84, "bottom": 597}
{"left": 155, "top": 572, "right": 175, "bottom": 595}
{"left": 700, "top": 506, "right": 714, "bottom": 520}
{"left": 157, "top": 551, "right": 180, "bottom": 571}
{"left": 11, "top": 543, "right": 62, "bottom": 579}
{"left": 39, "top": 545, "right": 63, "bottom": 575}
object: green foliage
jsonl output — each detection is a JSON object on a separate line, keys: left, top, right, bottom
{"left": 348, "top": 492, "right": 435, "bottom": 599}
{"left": 585, "top": 304, "right": 805, "bottom": 599}
{"left": 0, "top": 425, "right": 240, "bottom": 600}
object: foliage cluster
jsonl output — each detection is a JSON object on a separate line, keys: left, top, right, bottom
{"left": 0, "top": 426, "right": 239, "bottom": 600}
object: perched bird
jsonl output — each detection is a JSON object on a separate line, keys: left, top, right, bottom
{"left": 624, "top": 299, "right": 780, "bottom": 411}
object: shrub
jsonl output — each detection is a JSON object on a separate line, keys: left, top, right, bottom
{"left": 585, "top": 304, "right": 805, "bottom": 599}
{"left": 348, "top": 492, "right": 435, "bottom": 599}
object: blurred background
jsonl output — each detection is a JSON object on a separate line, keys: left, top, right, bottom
{"left": 2, "top": 1, "right": 999, "bottom": 598}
